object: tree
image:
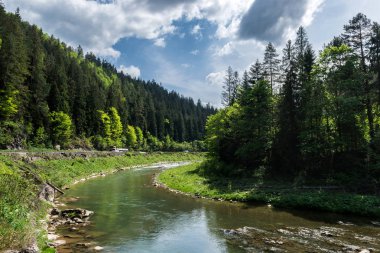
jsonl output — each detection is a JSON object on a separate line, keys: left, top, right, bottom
{"left": 222, "top": 66, "right": 236, "bottom": 106}
{"left": 0, "top": 11, "right": 29, "bottom": 120}
{"left": 319, "top": 44, "right": 366, "bottom": 152}
{"left": 33, "top": 126, "right": 48, "bottom": 148}
{"left": 369, "top": 22, "right": 380, "bottom": 103}
{"left": 205, "top": 104, "right": 241, "bottom": 174}
{"left": 97, "top": 110, "right": 111, "bottom": 144}
{"left": 272, "top": 63, "right": 300, "bottom": 178}
{"left": 343, "top": 13, "right": 374, "bottom": 140}
{"left": 249, "top": 60, "right": 263, "bottom": 84}
{"left": 125, "top": 125, "right": 137, "bottom": 148}
{"left": 27, "top": 25, "right": 49, "bottom": 130}
{"left": 109, "top": 107, "right": 123, "bottom": 146}
{"left": 236, "top": 80, "right": 273, "bottom": 170}
{"left": 135, "top": 126, "right": 144, "bottom": 148}
{"left": 49, "top": 111, "right": 72, "bottom": 148}
{"left": 238, "top": 70, "right": 250, "bottom": 106}
{"left": 263, "top": 42, "right": 280, "bottom": 94}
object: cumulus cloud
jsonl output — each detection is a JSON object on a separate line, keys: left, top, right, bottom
{"left": 213, "top": 42, "right": 235, "bottom": 57}
{"left": 191, "top": 24, "right": 202, "bottom": 39}
{"left": 4, "top": 0, "right": 254, "bottom": 57}
{"left": 206, "top": 71, "right": 225, "bottom": 87}
{"left": 154, "top": 38, "right": 166, "bottom": 48}
{"left": 118, "top": 65, "right": 141, "bottom": 78}
{"left": 239, "top": 0, "right": 324, "bottom": 42}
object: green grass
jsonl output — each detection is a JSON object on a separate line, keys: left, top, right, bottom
{"left": 158, "top": 163, "right": 380, "bottom": 217}
{"left": 36, "top": 152, "right": 204, "bottom": 188}
{"left": 0, "top": 152, "right": 203, "bottom": 251}
{"left": 0, "top": 155, "right": 50, "bottom": 250}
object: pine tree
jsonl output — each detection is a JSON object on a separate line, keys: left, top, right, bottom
{"left": 369, "top": 22, "right": 380, "bottom": 103}
{"left": 263, "top": 42, "right": 280, "bottom": 94}
{"left": 249, "top": 60, "right": 263, "bottom": 84}
{"left": 222, "top": 66, "right": 235, "bottom": 106}
{"left": 343, "top": 13, "right": 374, "bottom": 140}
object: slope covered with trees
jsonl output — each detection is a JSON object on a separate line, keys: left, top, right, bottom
{"left": 206, "top": 13, "right": 380, "bottom": 193}
{"left": 0, "top": 5, "right": 215, "bottom": 151}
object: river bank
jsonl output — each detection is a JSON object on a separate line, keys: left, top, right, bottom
{"left": 157, "top": 163, "right": 380, "bottom": 218}
{"left": 49, "top": 161, "right": 380, "bottom": 253}
{"left": 0, "top": 152, "right": 204, "bottom": 252}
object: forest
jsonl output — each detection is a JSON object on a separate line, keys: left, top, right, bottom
{"left": 205, "top": 13, "right": 380, "bottom": 193}
{"left": 0, "top": 5, "right": 216, "bottom": 151}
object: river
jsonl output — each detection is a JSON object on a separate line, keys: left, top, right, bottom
{"left": 56, "top": 164, "right": 380, "bottom": 252}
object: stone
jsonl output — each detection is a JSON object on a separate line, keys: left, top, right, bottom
{"left": 50, "top": 208, "right": 60, "bottom": 215}
{"left": 39, "top": 184, "right": 55, "bottom": 202}
{"left": 47, "top": 233, "right": 59, "bottom": 240}
{"left": 320, "top": 231, "right": 334, "bottom": 237}
{"left": 76, "top": 242, "right": 92, "bottom": 247}
{"left": 94, "top": 246, "right": 104, "bottom": 251}
{"left": 61, "top": 208, "right": 94, "bottom": 219}
{"left": 48, "top": 239, "right": 66, "bottom": 247}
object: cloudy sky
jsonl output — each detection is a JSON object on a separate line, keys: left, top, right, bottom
{"left": 4, "top": 0, "right": 380, "bottom": 106}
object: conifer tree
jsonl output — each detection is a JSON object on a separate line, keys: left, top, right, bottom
{"left": 263, "top": 42, "right": 280, "bottom": 94}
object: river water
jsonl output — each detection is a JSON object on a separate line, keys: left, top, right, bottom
{"left": 57, "top": 164, "right": 380, "bottom": 252}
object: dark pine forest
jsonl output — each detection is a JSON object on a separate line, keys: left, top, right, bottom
{"left": 205, "top": 13, "right": 380, "bottom": 193}
{"left": 0, "top": 5, "right": 216, "bottom": 151}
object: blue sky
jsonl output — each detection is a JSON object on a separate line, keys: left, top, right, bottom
{"left": 4, "top": 0, "right": 380, "bottom": 106}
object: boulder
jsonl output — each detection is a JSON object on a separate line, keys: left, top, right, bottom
{"left": 39, "top": 184, "right": 55, "bottom": 202}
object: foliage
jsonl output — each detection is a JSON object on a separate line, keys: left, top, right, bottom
{"left": 158, "top": 163, "right": 380, "bottom": 217}
{"left": 0, "top": 156, "right": 48, "bottom": 250}
{"left": 0, "top": 8, "right": 216, "bottom": 150}
{"left": 49, "top": 111, "right": 72, "bottom": 148}
{"left": 205, "top": 14, "right": 380, "bottom": 193}
{"left": 125, "top": 125, "right": 137, "bottom": 148}
{"left": 35, "top": 152, "right": 204, "bottom": 188}
{"left": 108, "top": 107, "right": 123, "bottom": 146}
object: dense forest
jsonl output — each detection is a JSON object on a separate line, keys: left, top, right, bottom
{"left": 206, "top": 13, "right": 380, "bottom": 193}
{"left": 0, "top": 5, "right": 216, "bottom": 151}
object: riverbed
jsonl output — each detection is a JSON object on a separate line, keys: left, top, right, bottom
{"left": 56, "top": 164, "right": 380, "bottom": 252}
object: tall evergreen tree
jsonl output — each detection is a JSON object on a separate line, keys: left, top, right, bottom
{"left": 343, "top": 13, "right": 374, "bottom": 140}
{"left": 222, "top": 66, "right": 235, "bottom": 106}
{"left": 263, "top": 42, "right": 280, "bottom": 94}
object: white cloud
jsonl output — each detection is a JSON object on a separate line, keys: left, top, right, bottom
{"left": 118, "top": 65, "right": 141, "bottom": 78}
{"left": 213, "top": 42, "right": 234, "bottom": 57}
{"left": 191, "top": 24, "right": 202, "bottom": 39}
{"left": 154, "top": 38, "right": 166, "bottom": 48}
{"left": 191, "top": 24, "right": 201, "bottom": 35}
{"left": 206, "top": 71, "right": 224, "bottom": 87}
{"left": 151, "top": 52, "right": 222, "bottom": 107}
{"left": 190, "top": 49, "right": 200, "bottom": 55}
{"left": 4, "top": 0, "right": 255, "bottom": 57}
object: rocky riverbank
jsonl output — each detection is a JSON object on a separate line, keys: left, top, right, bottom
{"left": 222, "top": 224, "right": 380, "bottom": 252}
{"left": 0, "top": 152, "right": 203, "bottom": 252}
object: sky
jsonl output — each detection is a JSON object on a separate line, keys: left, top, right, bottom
{"left": 3, "top": 0, "right": 380, "bottom": 107}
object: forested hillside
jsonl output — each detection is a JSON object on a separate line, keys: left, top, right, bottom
{"left": 207, "top": 13, "right": 380, "bottom": 192}
{"left": 0, "top": 6, "right": 215, "bottom": 150}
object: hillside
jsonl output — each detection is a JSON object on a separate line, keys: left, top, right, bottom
{"left": 0, "top": 6, "right": 216, "bottom": 150}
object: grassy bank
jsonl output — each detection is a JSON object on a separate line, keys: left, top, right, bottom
{"left": 158, "top": 163, "right": 380, "bottom": 217}
{"left": 0, "top": 152, "right": 203, "bottom": 251}
{"left": 35, "top": 152, "right": 204, "bottom": 188}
